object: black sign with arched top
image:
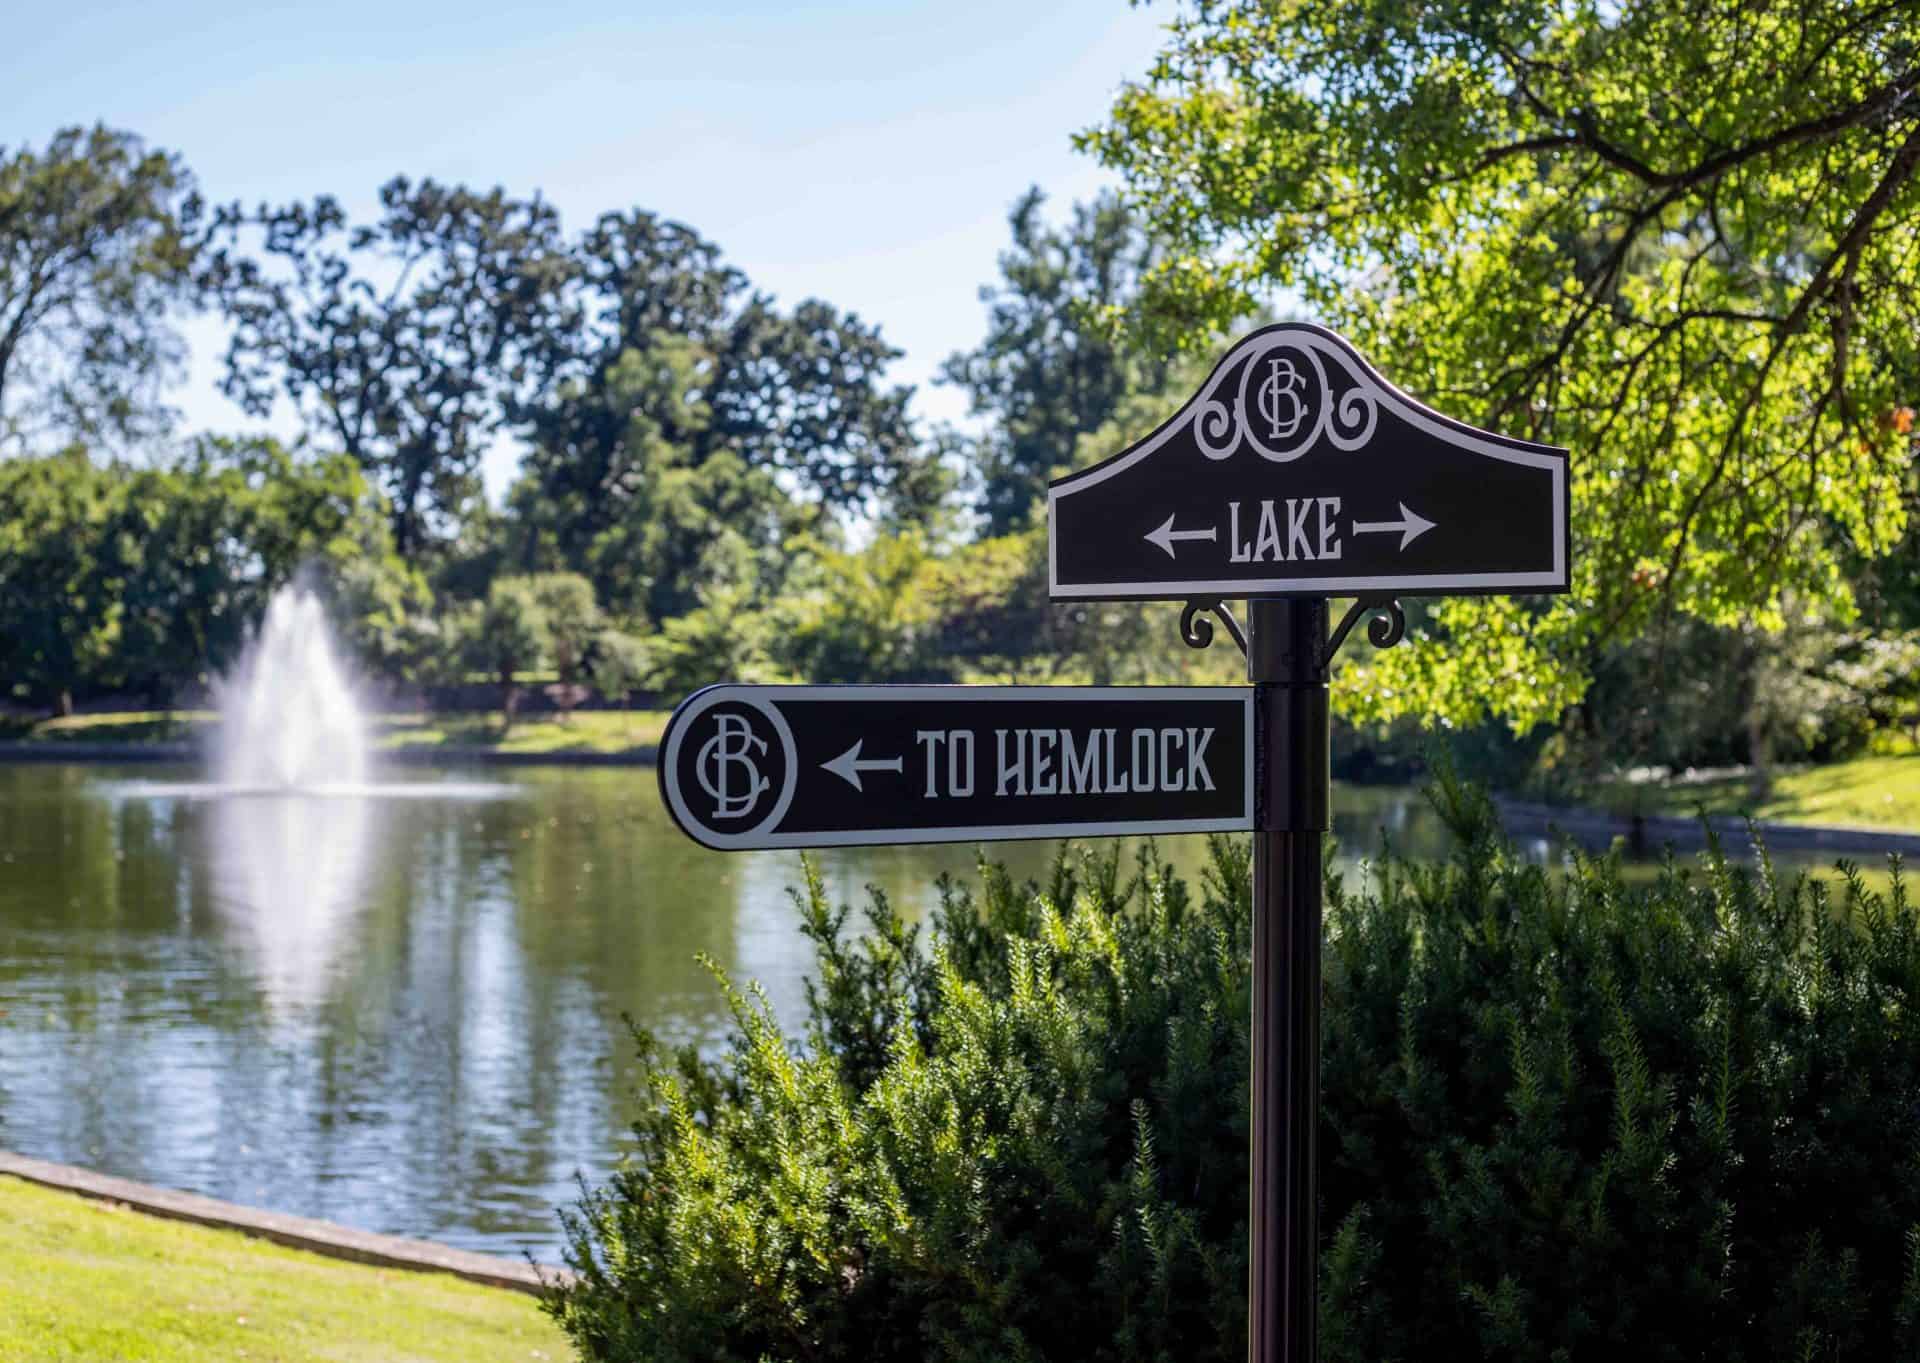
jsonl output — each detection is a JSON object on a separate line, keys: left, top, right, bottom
{"left": 1047, "top": 323, "right": 1569, "bottom": 601}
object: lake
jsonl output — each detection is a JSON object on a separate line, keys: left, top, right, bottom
{"left": 0, "top": 760, "right": 1845, "bottom": 1261}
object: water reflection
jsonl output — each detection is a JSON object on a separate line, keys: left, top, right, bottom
{"left": 205, "top": 792, "right": 376, "bottom": 1014}
{"left": 92, "top": 778, "right": 515, "bottom": 1018}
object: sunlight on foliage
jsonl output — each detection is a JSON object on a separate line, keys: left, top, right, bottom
{"left": 1085, "top": 1, "right": 1920, "bottom": 730}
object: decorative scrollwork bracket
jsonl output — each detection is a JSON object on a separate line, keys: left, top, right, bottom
{"left": 1324, "top": 597, "right": 1405, "bottom": 667}
{"left": 1178, "top": 599, "right": 1248, "bottom": 658}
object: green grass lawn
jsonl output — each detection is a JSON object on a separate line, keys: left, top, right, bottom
{"left": 1610, "top": 750, "right": 1920, "bottom": 832}
{"left": 0, "top": 710, "right": 212, "bottom": 743}
{"left": 0, "top": 1176, "right": 568, "bottom": 1363}
{"left": 0, "top": 709, "right": 669, "bottom": 755}
{"left": 376, "top": 708, "right": 670, "bottom": 754}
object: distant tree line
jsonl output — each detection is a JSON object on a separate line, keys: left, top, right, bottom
{"left": 4, "top": 72, "right": 1919, "bottom": 793}
{"left": 0, "top": 123, "right": 1192, "bottom": 724}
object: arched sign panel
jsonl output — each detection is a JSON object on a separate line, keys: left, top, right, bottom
{"left": 1048, "top": 323, "right": 1569, "bottom": 601}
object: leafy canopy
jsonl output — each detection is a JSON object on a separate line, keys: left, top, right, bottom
{"left": 1084, "top": 0, "right": 1920, "bottom": 730}
{"left": 501, "top": 209, "right": 944, "bottom": 622}
{"left": 941, "top": 188, "right": 1169, "bottom": 534}
{"left": 199, "top": 178, "right": 578, "bottom": 558}
{"left": 0, "top": 126, "right": 199, "bottom": 455}
{"left": 0, "top": 439, "right": 400, "bottom": 707}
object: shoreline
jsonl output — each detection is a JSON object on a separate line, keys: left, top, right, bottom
{"left": 0, "top": 739, "right": 659, "bottom": 767}
{"left": 0, "top": 1149, "right": 567, "bottom": 1296}
{"left": 1494, "top": 796, "right": 1920, "bottom": 858}
{"left": 2, "top": 742, "right": 1917, "bottom": 857}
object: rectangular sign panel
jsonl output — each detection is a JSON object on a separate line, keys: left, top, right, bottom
{"left": 1048, "top": 323, "right": 1569, "bottom": 601}
{"left": 660, "top": 685, "right": 1253, "bottom": 850}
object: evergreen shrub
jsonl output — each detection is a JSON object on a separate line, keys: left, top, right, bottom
{"left": 547, "top": 775, "right": 1920, "bottom": 1361}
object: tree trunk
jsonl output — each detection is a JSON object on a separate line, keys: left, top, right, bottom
{"left": 499, "top": 670, "right": 519, "bottom": 736}
{"left": 56, "top": 688, "right": 73, "bottom": 719}
{"left": 1746, "top": 699, "right": 1772, "bottom": 804}
{"left": 1743, "top": 628, "right": 1774, "bottom": 805}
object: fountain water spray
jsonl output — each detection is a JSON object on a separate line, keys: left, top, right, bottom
{"left": 93, "top": 583, "right": 509, "bottom": 1013}
{"left": 214, "top": 585, "right": 368, "bottom": 789}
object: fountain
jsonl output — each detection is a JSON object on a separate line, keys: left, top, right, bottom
{"left": 204, "top": 583, "right": 377, "bottom": 1008}
{"left": 94, "top": 582, "right": 512, "bottom": 1012}
{"left": 213, "top": 586, "right": 368, "bottom": 790}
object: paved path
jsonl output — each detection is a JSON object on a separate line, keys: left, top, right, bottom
{"left": 0, "top": 1150, "right": 569, "bottom": 1296}
{"left": 1495, "top": 797, "right": 1920, "bottom": 858}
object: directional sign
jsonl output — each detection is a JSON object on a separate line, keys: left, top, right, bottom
{"left": 1048, "top": 323, "right": 1570, "bottom": 600}
{"left": 659, "top": 685, "right": 1253, "bottom": 850}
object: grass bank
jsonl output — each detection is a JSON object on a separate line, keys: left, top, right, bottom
{"left": 1606, "top": 749, "right": 1920, "bottom": 832}
{"left": 0, "top": 708, "right": 670, "bottom": 756}
{"left": 378, "top": 708, "right": 669, "bottom": 754}
{"left": 0, "top": 1175, "right": 567, "bottom": 1363}
{"left": 15, "top": 710, "right": 1920, "bottom": 833}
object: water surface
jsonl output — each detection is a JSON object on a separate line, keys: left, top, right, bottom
{"left": 0, "top": 761, "right": 1854, "bottom": 1260}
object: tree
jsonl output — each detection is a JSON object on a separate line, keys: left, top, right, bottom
{"left": 1085, "top": 1, "right": 1919, "bottom": 730}
{"left": 506, "top": 218, "right": 723, "bottom": 584}
{"left": 0, "top": 448, "right": 125, "bottom": 713}
{"left": 0, "top": 438, "right": 397, "bottom": 710}
{"left": 200, "top": 177, "right": 576, "bottom": 557}
{"left": 941, "top": 188, "right": 1168, "bottom": 533}
{"left": 508, "top": 209, "right": 945, "bottom": 618}
{"left": 533, "top": 572, "right": 601, "bottom": 721}
{"left": 645, "top": 576, "right": 787, "bottom": 698}
{"left": 591, "top": 628, "right": 650, "bottom": 738}
{"left": 467, "top": 575, "right": 548, "bottom": 731}
{"left": 105, "top": 437, "right": 396, "bottom": 701}
{"left": 777, "top": 531, "right": 946, "bottom": 683}
{"left": 327, "top": 547, "right": 437, "bottom": 687}
{"left": 714, "top": 293, "right": 945, "bottom": 524}
{"left": 0, "top": 126, "right": 199, "bottom": 454}
{"left": 506, "top": 328, "right": 715, "bottom": 620}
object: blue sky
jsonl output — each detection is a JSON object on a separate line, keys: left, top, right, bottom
{"left": 5, "top": 0, "right": 1174, "bottom": 495}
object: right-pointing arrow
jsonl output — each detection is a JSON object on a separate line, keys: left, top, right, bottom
{"left": 1350, "top": 502, "right": 1437, "bottom": 551}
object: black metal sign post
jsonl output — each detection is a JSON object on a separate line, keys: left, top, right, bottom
{"left": 1247, "top": 596, "right": 1328, "bottom": 1363}
{"left": 657, "top": 323, "right": 1567, "bottom": 1363}
{"left": 1051, "top": 324, "right": 1568, "bottom": 1363}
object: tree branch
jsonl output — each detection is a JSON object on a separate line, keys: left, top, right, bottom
{"left": 1493, "top": 34, "right": 1918, "bottom": 193}
{"left": 1776, "top": 118, "right": 1920, "bottom": 339}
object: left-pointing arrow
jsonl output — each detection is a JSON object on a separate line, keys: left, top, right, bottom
{"left": 1145, "top": 513, "right": 1219, "bottom": 559}
{"left": 822, "top": 740, "right": 904, "bottom": 792}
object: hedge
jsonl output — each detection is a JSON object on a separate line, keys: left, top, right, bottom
{"left": 547, "top": 774, "right": 1920, "bottom": 1361}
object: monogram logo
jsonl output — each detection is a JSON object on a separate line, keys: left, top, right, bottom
{"left": 667, "top": 694, "right": 794, "bottom": 845}
{"left": 696, "top": 712, "right": 769, "bottom": 819}
{"left": 1256, "top": 356, "right": 1309, "bottom": 442}
{"left": 1192, "top": 331, "right": 1375, "bottom": 463}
